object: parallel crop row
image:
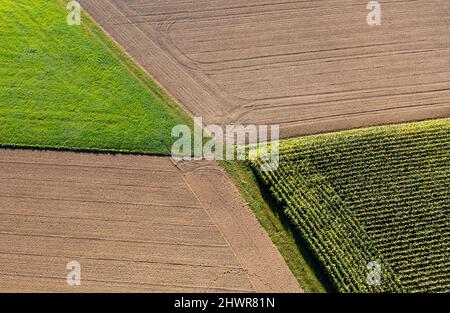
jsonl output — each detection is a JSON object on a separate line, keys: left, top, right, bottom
{"left": 251, "top": 119, "right": 450, "bottom": 292}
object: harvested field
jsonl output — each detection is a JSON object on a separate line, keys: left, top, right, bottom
{"left": 0, "top": 149, "right": 300, "bottom": 292}
{"left": 79, "top": 0, "right": 450, "bottom": 138}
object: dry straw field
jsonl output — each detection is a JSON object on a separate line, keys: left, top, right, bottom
{"left": 80, "top": 0, "right": 450, "bottom": 137}
{"left": 1, "top": 0, "right": 449, "bottom": 293}
{"left": 0, "top": 149, "right": 300, "bottom": 292}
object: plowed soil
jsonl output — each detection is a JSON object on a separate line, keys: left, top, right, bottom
{"left": 0, "top": 149, "right": 300, "bottom": 292}
{"left": 79, "top": 0, "right": 450, "bottom": 138}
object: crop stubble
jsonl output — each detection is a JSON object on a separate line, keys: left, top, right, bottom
{"left": 79, "top": 0, "right": 450, "bottom": 138}
{"left": 0, "top": 149, "right": 300, "bottom": 292}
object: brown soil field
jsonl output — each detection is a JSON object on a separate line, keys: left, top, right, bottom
{"left": 79, "top": 0, "right": 450, "bottom": 138}
{"left": 0, "top": 149, "right": 300, "bottom": 292}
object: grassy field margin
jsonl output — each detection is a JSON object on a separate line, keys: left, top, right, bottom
{"left": 250, "top": 118, "right": 450, "bottom": 292}
{"left": 221, "top": 160, "right": 331, "bottom": 292}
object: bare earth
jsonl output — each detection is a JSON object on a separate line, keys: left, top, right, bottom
{"left": 0, "top": 149, "right": 300, "bottom": 292}
{"left": 79, "top": 0, "right": 450, "bottom": 138}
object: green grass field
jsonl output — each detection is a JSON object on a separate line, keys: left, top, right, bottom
{"left": 251, "top": 119, "right": 450, "bottom": 292}
{"left": 0, "top": 0, "right": 191, "bottom": 154}
{"left": 2, "top": 1, "right": 448, "bottom": 294}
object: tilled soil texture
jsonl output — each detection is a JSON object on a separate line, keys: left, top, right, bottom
{"left": 78, "top": 0, "right": 450, "bottom": 138}
{"left": 0, "top": 149, "right": 300, "bottom": 292}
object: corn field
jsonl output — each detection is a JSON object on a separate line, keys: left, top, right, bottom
{"left": 251, "top": 119, "right": 450, "bottom": 292}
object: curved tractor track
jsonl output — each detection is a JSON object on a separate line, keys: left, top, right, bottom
{"left": 79, "top": 0, "right": 450, "bottom": 138}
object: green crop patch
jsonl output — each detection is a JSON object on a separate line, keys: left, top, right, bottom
{"left": 251, "top": 119, "right": 450, "bottom": 292}
{"left": 0, "top": 0, "right": 192, "bottom": 154}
